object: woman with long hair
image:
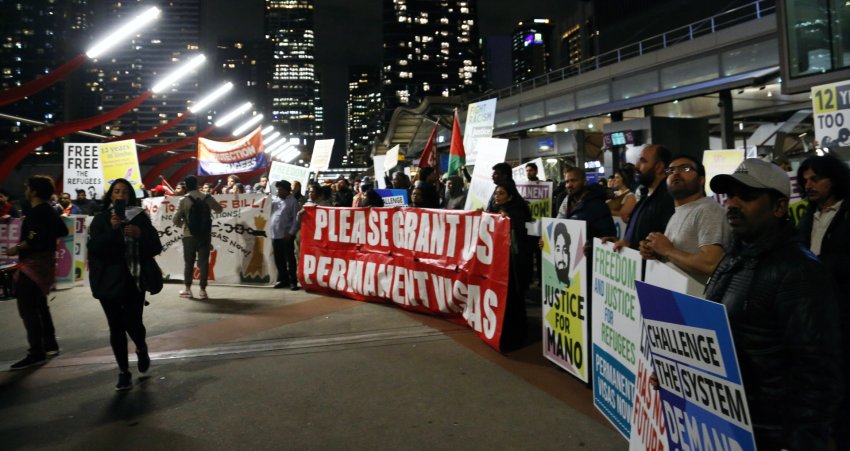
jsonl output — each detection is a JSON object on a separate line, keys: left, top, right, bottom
{"left": 607, "top": 165, "right": 637, "bottom": 222}
{"left": 88, "top": 178, "right": 162, "bottom": 390}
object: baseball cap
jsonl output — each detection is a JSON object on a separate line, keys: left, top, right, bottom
{"left": 710, "top": 158, "right": 790, "bottom": 198}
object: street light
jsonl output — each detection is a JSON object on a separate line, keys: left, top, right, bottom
{"left": 266, "top": 140, "right": 288, "bottom": 156}
{"left": 189, "top": 82, "right": 233, "bottom": 113}
{"left": 214, "top": 102, "right": 252, "bottom": 127}
{"left": 261, "top": 125, "right": 275, "bottom": 136}
{"left": 263, "top": 131, "right": 282, "bottom": 148}
{"left": 86, "top": 6, "right": 162, "bottom": 58}
{"left": 232, "top": 113, "right": 264, "bottom": 136}
{"left": 281, "top": 148, "right": 300, "bottom": 163}
{"left": 151, "top": 54, "right": 206, "bottom": 93}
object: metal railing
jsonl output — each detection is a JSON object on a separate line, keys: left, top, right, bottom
{"left": 472, "top": 0, "right": 776, "bottom": 103}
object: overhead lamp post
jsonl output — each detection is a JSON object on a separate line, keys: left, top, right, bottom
{"left": 232, "top": 113, "right": 264, "bottom": 136}
{"left": 85, "top": 7, "right": 162, "bottom": 58}
{"left": 214, "top": 102, "right": 252, "bottom": 127}
{"left": 189, "top": 82, "right": 234, "bottom": 113}
{"left": 151, "top": 54, "right": 206, "bottom": 93}
{"left": 0, "top": 6, "right": 161, "bottom": 107}
{"left": 261, "top": 125, "right": 275, "bottom": 136}
{"left": 263, "top": 131, "right": 282, "bottom": 149}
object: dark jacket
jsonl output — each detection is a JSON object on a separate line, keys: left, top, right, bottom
{"left": 624, "top": 181, "right": 675, "bottom": 249}
{"left": 88, "top": 208, "right": 162, "bottom": 299}
{"left": 704, "top": 222, "right": 843, "bottom": 450}
{"left": 556, "top": 184, "right": 616, "bottom": 239}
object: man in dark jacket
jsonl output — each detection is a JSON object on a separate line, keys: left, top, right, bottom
{"left": 707, "top": 158, "right": 843, "bottom": 450}
{"left": 555, "top": 167, "right": 616, "bottom": 239}
{"left": 795, "top": 154, "right": 850, "bottom": 449}
{"left": 610, "top": 144, "right": 675, "bottom": 250}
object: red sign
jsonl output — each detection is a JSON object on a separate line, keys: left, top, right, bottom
{"left": 299, "top": 206, "right": 511, "bottom": 350}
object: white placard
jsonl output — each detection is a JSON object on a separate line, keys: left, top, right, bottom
{"left": 463, "top": 137, "right": 509, "bottom": 210}
{"left": 384, "top": 145, "right": 400, "bottom": 173}
{"left": 63, "top": 143, "right": 104, "bottom": 199}
{"left": 463, "top": 98, "right": 497, "bottom": 166}
{"left": 309, "top": 139, "right": 335, "bottom": 171}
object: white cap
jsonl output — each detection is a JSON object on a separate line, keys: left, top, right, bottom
{"left": 710, "top": 158, "right": 790, "bottom": 198}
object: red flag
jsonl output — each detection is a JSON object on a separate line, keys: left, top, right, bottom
{"left": 418, "top": 125, "right": 438, "bottom": 168}
{"left": 448, "top": 113, "right": 465, "bottom": 176}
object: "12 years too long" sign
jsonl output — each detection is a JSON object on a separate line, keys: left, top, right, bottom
{"left": 299, "top": 206, "right": 511, "bottom": 350}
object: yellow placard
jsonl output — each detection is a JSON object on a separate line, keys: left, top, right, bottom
{"left": 99, "top": 139, "right": 142, "bottom": 194}
{"left": 812, "top": 85, "right": 838, "bottom": 115}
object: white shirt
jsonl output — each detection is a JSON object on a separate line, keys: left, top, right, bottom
{"left": 811, "top": 199, "right": 843, "bottom": 255}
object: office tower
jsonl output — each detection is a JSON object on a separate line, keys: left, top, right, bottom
{"left": 0, "top": 0, "right": 92, "bottom": 151}
{"left": 382, "top": 0, "right": 485, "bottom": 120}
{"left": 345, "top": 66, "right": 382, "bottom": 167}
{"left": 265, "top": 0, "right": 322, "bottom": 139}
{"left": 92, "top": 0, "right": 201, "bottom": 145}
{"left": 215, "top": 40, "right": 271, "bottom": 119}
{"left": 512, "top": 19, "right": 553, "bottom": 83}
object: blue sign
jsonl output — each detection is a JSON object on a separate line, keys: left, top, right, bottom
{"left": 374, "top": 189, "right": 409, "bottom": 207}
{"left": 635, "top": 281, "right": 756, "bottom": 451}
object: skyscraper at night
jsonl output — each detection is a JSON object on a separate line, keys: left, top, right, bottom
{"left": 381, "top": 0, "right": 485, "bottom": 121}
{"left": 0, "top": 0, "right": 92, "bottom": 151}
{"left": 265, "top": 0, "right": 323, "bottom": 139}
{"left": 345, "top": 66, "right": 382, "bottom": 167}
{"left": 92, "top": 0, "right": 201, "bottom": 144}
{"left": 215, "top": 40, "right": 271, "bottom": 118}
{"left": 512, "top": 19, "right": 553, "bottom": 83}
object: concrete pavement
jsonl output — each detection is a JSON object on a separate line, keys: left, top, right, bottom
{"left": 0, "top": 283, "right": 625, "bottom": 450}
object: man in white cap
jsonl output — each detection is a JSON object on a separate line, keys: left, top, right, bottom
{"left": 705, "top": 158, "right": 842, "bottom": 450}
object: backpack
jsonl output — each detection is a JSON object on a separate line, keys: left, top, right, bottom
{"left": 187, "top": 194, "right": 213, "bottom": 237}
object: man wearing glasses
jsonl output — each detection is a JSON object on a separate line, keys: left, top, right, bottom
{"left": 639, "top": 155, "right": 731, "bottom": 284}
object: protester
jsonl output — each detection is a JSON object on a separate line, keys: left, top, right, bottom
{"left": 410, "top": 185, "right": 427, "bottom": 208}
{"left": 606, "top": 165, "right": 637, "bottom": 221}
{"left": 294, "top": 183, "right": 333, "bottom": 259}
{"left": 487, "top": 162, "right": 519, "bottom": 213}
{"left": 4, "top": 176, "right": 68, "bottom": 370}
{"left": 706, "top": 158, "right": 842, "bottom": 449}
{"left": 555, "top": 168, "right": 616, "bottom": 241}
{"left": 269, "top": 180, "right": 300, "bottom": 290}
{"left": 225, "top": 175, "right": 240, "bottom": 193}
{"left": 552, "top": 165, "right": 571, "bottom": 217}
{"left": 607, "top": 145, "right": 675, "bottom": 250}
{"left": 357, "top": 177, "right": 384, "bottom": 207}
{"left": 416, "top": 167, "right": 441, "bottom": 208}
{"left": 795, "top": 154, "right": 850, "bottom": 449}
{"left": 253, "top": 175, "right": 270, "bottom": 194}
{"left": 292, "top": 180, "right": 306, "bottom": 207}
{"left": 492, "top": 183, "right": 532, "bottom": 351}
{"left": 392, "top": 171, "right": 411, "bottom": 190}
{"left": 232, "top": 183, "right": 245, "bottom": 194}
{"left": 333, "top": 177, "right": 354, "bottom": 207}
{"left": 87, "top": 178, "right": 162, "bottom": 390}
{"left": 172, "top": 182, "right": 187, "bottom": 197}
{"left": 525, "top": 162, "right": 540, "bottom": 182}
{"left": 201, "top": 182, "right": 213, "bottom": 194}
{"left": 443, "top": 175, "right": 467, "bottom": 210}
{"left": 49, "top": 194, "right": 63, "bottom": 215}
{"left": 173, "top": 175, "right": 223, "bottom": 300}
{"left": 0, "top": 189, "right": 21, "bottom": 220}
{"left": 639, "top": 155, "right": 730, "bottom": 284}
{"left": 58, "top": 192, "right": 82, "bottom": 216}
{"left": 74, "top": 188, "right": 97, "bottom": 215}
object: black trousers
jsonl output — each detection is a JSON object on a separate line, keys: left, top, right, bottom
{"left": 272, "top": 238, "right": 298, "bottom": 285}
{"left": 15, "top": 272, "right": 57, "bottom": 357}
{"left": 99, "top": 287, "right": 146, "bottom": 372}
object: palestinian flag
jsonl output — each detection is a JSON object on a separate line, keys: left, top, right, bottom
{"left": 447, "top": 112, "right": 465, "bottom": 176}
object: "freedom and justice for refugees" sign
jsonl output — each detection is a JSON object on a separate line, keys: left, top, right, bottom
{"left": 298, "top": 206, "right": 511, "bottom": 350}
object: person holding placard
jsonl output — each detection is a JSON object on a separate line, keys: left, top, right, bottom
{"left": 706, "top": 158, "right": 842, "bottom": 450}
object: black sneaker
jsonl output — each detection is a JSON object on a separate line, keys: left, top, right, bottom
{"left": 10, "top": 354, "right": 47, "bottom": 370}
{"left": 45, "top": 345, "right": 60, "bottom": 358}
{"left": 273, "top": 281, "right": 286, "bottom": 289}
{"left": 290, "top": 284, "right": 300, "bottom": 291}
{"left": 115, "top": 371, "right": 132, "bottom": 391}
{"left": 137, "top": 348, "right": 150, "bottom": 374}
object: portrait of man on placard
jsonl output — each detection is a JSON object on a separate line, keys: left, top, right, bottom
{"left": 553, "top": 222, "right": 572, "bottom": 286}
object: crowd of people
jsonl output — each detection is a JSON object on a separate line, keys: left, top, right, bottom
{"left": 2, "top": 149, "right": 848, "bottom": 450}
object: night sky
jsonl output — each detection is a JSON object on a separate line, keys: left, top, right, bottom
{"left": 205, "top": 0, "right": 575, "bottom": 155}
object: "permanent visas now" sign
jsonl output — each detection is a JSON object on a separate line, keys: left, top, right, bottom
{"left": 298, "top": 206, "right": 511, "bottom": 350}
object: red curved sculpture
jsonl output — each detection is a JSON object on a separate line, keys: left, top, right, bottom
{"left": 0, "top": 54, "right": 87, "bottom": 107}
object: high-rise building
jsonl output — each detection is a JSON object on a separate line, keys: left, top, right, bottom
{"left": 345, "top": 66, "right": 382, "bottom": 168}
{"left": 0, "top": 0, "right": 92, "bottom": 151}
{"left": 265, "top": 0, "right": 322, "bottom": 139}
{"left": 382, "top": 0, "right": 485, "bottom": 120}
{"left": 93, "top": 0, "right": 201, "bottom": 145}
{"left": 512, "top": 19, "right": 553, "bottom": 83}
{"left": 215, "top": 40, "right": 271, "bottom": 119}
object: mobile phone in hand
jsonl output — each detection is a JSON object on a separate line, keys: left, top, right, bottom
{"left": 113, "top": 199, "right": 126, "bottom": 219}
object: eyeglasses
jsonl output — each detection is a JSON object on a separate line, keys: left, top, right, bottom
{"left": 664, "top": 165, "right": 697, "bottom": 175}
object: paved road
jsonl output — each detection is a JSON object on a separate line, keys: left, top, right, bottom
{"left": 0, "top": 283, "right": 624, "bottom": 450}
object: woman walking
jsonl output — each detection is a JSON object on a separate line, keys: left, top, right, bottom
{"left": 88, "top": 179, "right": 162, "bottom": 390}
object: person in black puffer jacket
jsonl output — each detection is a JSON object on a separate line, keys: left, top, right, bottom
{"left": 707, "top": 159, "right": 842, "bottom": 450}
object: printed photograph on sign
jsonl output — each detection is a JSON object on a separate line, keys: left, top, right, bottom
{"left": 540, "top": 218, "right": 588, "bottom": 382}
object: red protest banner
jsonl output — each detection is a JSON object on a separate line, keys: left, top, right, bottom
{"left": 299, "top": 206, "right": 511, "bottom": 350}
